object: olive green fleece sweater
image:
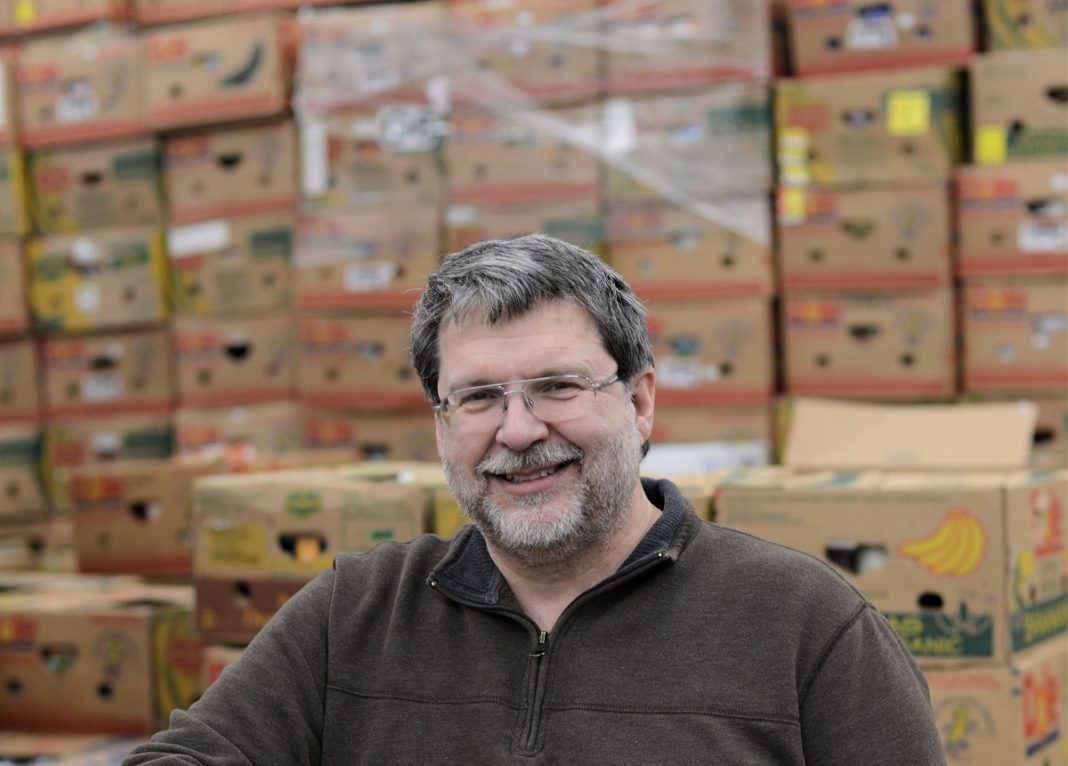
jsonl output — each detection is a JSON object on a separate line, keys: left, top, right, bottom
{"left": 124, "top": 478, "right": 945, "bottom": 765}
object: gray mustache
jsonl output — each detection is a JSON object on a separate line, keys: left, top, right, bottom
{"left": 477, "top": 444, "right": 584, "bottom": 476}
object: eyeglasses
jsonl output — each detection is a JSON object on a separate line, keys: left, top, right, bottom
{"left": 434, "top": 372, "right": 621, "bottom": 430}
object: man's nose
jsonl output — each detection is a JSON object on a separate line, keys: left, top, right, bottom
{"left": 495, "top": 389, "right": 549, "bottom": 450}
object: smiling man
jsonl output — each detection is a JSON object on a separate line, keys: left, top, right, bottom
{"left": 125, "top": 235, "right": 945, "bottom": 765}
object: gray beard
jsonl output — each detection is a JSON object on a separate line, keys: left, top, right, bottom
{"left": 439, "top": 423, "right": 644, "bottom": 569}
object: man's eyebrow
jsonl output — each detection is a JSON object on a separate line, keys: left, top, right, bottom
{"left": 449, "top": 369, "right": 586, "bottom": 391}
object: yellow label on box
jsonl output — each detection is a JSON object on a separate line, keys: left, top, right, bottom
{"left": 976, "top": 125, "right": 1008, "bottom": 166}
{"left": 204, "top": 524, "right": 267, "bottom": 568}
{"left": 14, "top": 0, "right": 38, "bottom": 25}
{"left": 779, "top": 188, "right": 808, "bottom": 224}
{"left": 887, "top": 90, "right": 930, "bottom": 136}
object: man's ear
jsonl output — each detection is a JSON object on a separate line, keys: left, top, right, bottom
{"left": 630, "top": 368, "right": 655, "bottom": 443}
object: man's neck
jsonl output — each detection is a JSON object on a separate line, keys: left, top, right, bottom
{"left": 487, "top": 492, "right": 662, "bottom": 633}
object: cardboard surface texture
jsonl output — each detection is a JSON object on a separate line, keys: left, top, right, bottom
{"left": 0, "top": 339, "right": 41, "bottom": 426}
{"left": 0, "top": 424, "right": 47, "bottom": 519}
{"left": 174, "top": 400, "right": 303, "bottom": 457}
{"left": 0, "top": 237, "right": 28, "bottom": 336}
{"left": 983, "top": 0, "right": 1068, "bottom": 50}
{"left": 0, "top": 147, "right": 29, "bottom": 236}
{"left": 302, "top": 408, "right": 438, "bottom": 462}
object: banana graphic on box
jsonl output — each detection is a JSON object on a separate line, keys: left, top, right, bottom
{"left": 900, "top": 508, "right": 987, "bottom": 578}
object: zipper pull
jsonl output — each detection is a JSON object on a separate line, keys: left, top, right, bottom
{"left": 531, "top": 630, "right": 547, "bottom": 658}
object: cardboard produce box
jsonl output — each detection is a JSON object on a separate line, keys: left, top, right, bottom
{"left": 168, "top": 213, "right": 294, "bottom": 316}
{"left": 302, "top": 408, "right": 438, "bottom": 462}
{"left": 1029, "top": 396, "right": 1068, "bottom": 468}
{"left": 716, "top": 467, "right": 1068, "bottom": 665}
{"left": 28, "top": 138, "right": 163, "bottom": 235}
{"left": 601, "top": 0, "right": 771, "bottom": 95}
{"left": 925, "top": 640, "right": 1067, "bottom": 765}
{"left": 67, "top": 458, "right": 216, "bottom": 574}
{"left": 0, "top": 515, "right": 76, "bottom": 572}
{"left": 970, "top": 49, "right": 1068, "bottom": 165}
{"left": 776, "top": 183, "right": 952, "bottom": 290}
{"left": 445, "top": 198, "right": 603, "bottom": 255}
{"left": 194, "top": 575, "right": 305, "bottom": 646}
{"left": 144, "top": 13, "right": 291, "bottom": 131}
{"left": 0, "top": 237, "right": 28, "bottom": 336}
{"left": 0, "top": 147, "right": 28, "bottom": 236}
{"left": 294, "top": 206, "right": 440, "bottom": 311}
{"left": 42, "top": 328, "right": 175, "bottom": 419}
{"left": 15, "top": 27, "right": 144, "bottom": 150}
{"left": 40, "top": 412, "right": 173, "bottom": 510}
{"left": 447, "top": 0, "right": 599, "bottom": 106}
{"left": 956, "top": 159, "right": 1068, "bottom": 277}
{"left": 650, "top": 403, "right": 772, "bottom": 446}
{"left": 782, "top": 288, "right": 956, "bottom": 399}
{"left": 27, "top": 227, "right": 169, "bottom": 334}
{"left": 299, "top": 105, "right": 446, "bottom": 211}
{"left": 606, "top": 200, "right": 773, "bottom": 300}
{"left": 983, "top": 0, "right": 1068, "bottom": 50}
{"left": 775, "top": 66, "right": 963, "bottom": 188}
{"left": 6, "top": 0, "right": 127, "bottom": 35}
{"left": 963, "top": 278, "right": 1068, "bottom": 394}
{"left": 293, "top": 2, "right": 447, "bottom": 113}
{"left": 603, "top": 83, "right": 774, "bottom": 204}
{"left": 0, "top": 424, "right": 47, "bottom": 520}
{"left": 786, "top": 0, "right": 974, "bottom": 76}
{"left": 296, "top": 313, "right": 425, "bottom": 410}
{"left": 174, "top": 400, "right": 303, "bottom": 457}
{"left": 0, "top": 581, "right": 201, "bottom": 735}
{"left": 0, "top": 339, "right": 41, "bottom": 426}
{"left": 172, "top": 313, "right": 295, "bottom": 408}
{"left": 0, "top": 50, "right": 16, "bottom": 147}
{"left": 645, "top": 298, "right": 775, "bottom": 406}
{"left": 165, "top": 120, "right": 297, "bottom": 225}
{"left": 447, "top": 106, "right": 600, "bottom": 205}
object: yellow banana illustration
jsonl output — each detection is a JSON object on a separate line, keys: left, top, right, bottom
{"left": 900, "top": 508, "right": 986, "bottom": 579}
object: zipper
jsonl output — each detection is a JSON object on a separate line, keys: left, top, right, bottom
{"left": 519, "top": 630, "right": 548, "bottom": 753}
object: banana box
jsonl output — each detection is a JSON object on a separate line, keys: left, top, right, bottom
{"left": 27, "top": 227, "right": 169, "bottom": 334}
{"left": 603, "top": 84, "right": 774, "bottom": 204}
{"left": 776, "top": 184, "right": 952, "bottom": 291}
{"left": 782, "top": 288, "right": 956, "bottom": 400}
{"left": 0, "top": 339, "right": 41, "bottom": 426}
{"left": 983, "top": 0, "right": 1068, "bottom": 50}
{"left": 165, "top": 120, "right": 297, "bottom": 225}
{"left": 144, "top": 13, "right": 291, "bottom": 131}
{"left": 28, "top": 138, "right": 164, "bottom": 235}
{"left": 645, "top": 298, "right": 775, "bottom": 407}
{"left": 168, "top": 212, "right": 294, "bottom": 316}
{"left": 41, "top": 412, "right": 173, "bottom": 510}
{"left": 925, "top": 640, "right": 1067, "bottom": 765}
{"left": 7, "top": 0, "right": 127, "bottom": 35}
{"left": 296, "top": 313, "right": 427, "bottom": 410}
{"left": 963, "top": 278, "right": 1068, "bottom": 395}
{"left": 445, "top": 198, "right": 603, "bottom": 255}
{"left": 294, "top": 3, "right": 447, "bottom": 113}
{"left": 303, "top": 409, "right": 438, "bottom": 462}
{"left": 601, "top": 0, "right": 771, "bottom": 96}
{"left": 15, "top": 26, "right": 144, "bottom": 150}
{"left": 446, "top": 105, "right": 600, "bottom": 205}
{"left": 956, "top": 159, "right": 1068, "bottom": 277}
{"left": 68, "top": 458, "right": 217, "bottom": 575}
{"left": 447, "top": 0, "right": 599, "bottom": 107}
{"left": 299, "top": 105, "right": 446, "bottom": 211}
{"left": 0, "top": 580, "right": 201, "bottom": 735}
{"left": 970, "top": 49, "right": 1068, "bottom": 165}
{"left": 294, "top": 206, "right": 440, "bottom": 312}
{"left": 786, "top": 0, "right": 974, "bottom": 76}
{"left": 0, "top": 49, "right": 16, "bottom": 147}
{"left": 42, "top": 328, "right": 175, "bottom": 419}
{"left": 0, "top": 147, "right": 29, "bottom": 236}
{"left": 172, "top": 313, "right": 296, "bottom": 408}
{"left": 606, "top": 199, "right": 773, "bottom": 300}
{"left": 775, "top": 66, "right": 963, "bottom": 188}
{"left": 0, "top": 423, "right": 47, "bottom": 520}
{"left": 716, "top": 467, "right": 1068, "bottom": 665}
{"left": 174, "top": 399, "right": 303, "bottom": 457}
{"left": 0, "top": 237, "right": 28, "bottom": 336}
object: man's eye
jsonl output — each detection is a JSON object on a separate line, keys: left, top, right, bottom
{"left": 458, "top": 390, "right": 499, "bottom": 406}
{"left": 538, "top": 380, "right": 584, "bottom": 396}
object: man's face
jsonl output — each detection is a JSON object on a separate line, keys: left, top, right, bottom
{"left": 435, "top": 300, "right": 654, "bottom": 566}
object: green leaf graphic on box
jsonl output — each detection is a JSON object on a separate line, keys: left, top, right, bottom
{"left": 220, "top": 43, "right": 264, "bottom": 88}
{"left": 285, "top": 491, "right": 321, "bottom": 519}
{"left": 934, "top": 601, "right": 992, "bottom": 638}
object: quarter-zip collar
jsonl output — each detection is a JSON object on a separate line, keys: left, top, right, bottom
{"left": 428, "top": 477, "right": 697, "bottom": 604}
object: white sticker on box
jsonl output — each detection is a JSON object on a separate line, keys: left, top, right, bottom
{"left": 75, "top": 283, "right": 101, "bottom": 314}
{"left": 168, "top": 220, "right": 232, "bottom": 258}
{"left": 82, "top": 372, "right": 124, "bottom": 402}
{"left": 845, "top": 16, "right": 898, "bottom": 50}
{"left": 70, "top": 237, "right": 102, "bottom": 267}
{"left": 54, "top": 81, "right": 98, "bottom": 125}
{"left": 657, "top": 358, "right": 723, "bottom": 389}
{"left": 1018, "top": 222, "right": 1068, "bottom": 253}
{"left": 300, "top": 119, "right": 329, "bottom": 197}
{"left": 446, "top": 206, "right": 477, "bottom": 226}
{"left": 604, "top": 98, "right": 636, "bottom": 156}
{"left": 344, "top": 263, "right": 397, "bottom": 293}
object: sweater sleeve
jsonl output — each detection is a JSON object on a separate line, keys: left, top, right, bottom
{"left": 799, "top": 602, "right": 946, "bottom": 766}
{"left": 123, "top": 570, "right": 336, "bottom": 766}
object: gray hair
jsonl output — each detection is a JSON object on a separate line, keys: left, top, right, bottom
{"left": 410, "top": 234, "right": 654, "bottom": 403}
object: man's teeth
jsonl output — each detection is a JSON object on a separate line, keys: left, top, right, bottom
{"left": 504, "top": 465, "right": 560, "bottom": 483}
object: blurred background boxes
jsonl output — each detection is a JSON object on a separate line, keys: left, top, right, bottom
{"left": 0, "top": 237, "right": 29, "bottom": 335}
{"left": 982, "top": 0, "right": 1068, "bottom": 50}
{"left": 0, "top": 339, "right": 41, "bottom": 425}
{"left": 174, "top": 400, "right": 303, "bottom": 459}
{"left": 0, "top": 147, "right": 28, "bottom": 235}
{"left": 301, "top": 408, "right": 437, "bottom": 462}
